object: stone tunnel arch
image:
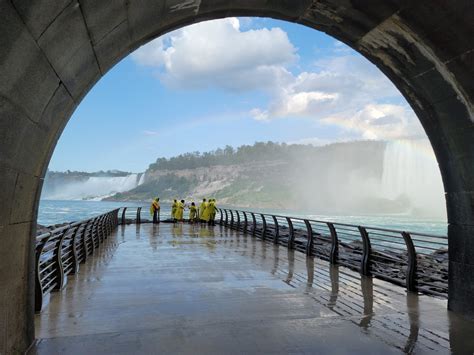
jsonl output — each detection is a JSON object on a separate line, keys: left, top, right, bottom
{"left": 0, "top": 1, "right": 472, "bottom": 352}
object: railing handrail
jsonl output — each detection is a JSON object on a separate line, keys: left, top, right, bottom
{"left": 223, "top": 208, "right": 447, "bottom": 239}
{"left": 115, "top": 205, "right": 446, "bottom": 239}
{"left": 36, "top": 209, "right": 120, "bottom": 241}
{"left": 35, "top": 209, "right": 120, "bottom": 313}
{"left": 217, "top": 207, "right": 448, "bottom": 297}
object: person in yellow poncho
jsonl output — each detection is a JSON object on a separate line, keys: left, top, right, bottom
{"left": 201, "top": 199, "right": 211, "bottom": 223}
{"left": 208, "top": 199, "right": 217, "bottom": 226}
{"left": 199, "top": 198, "right": 208, "bottom": 223}
{"left": 175, "top": 199, "right": 185, "bottom": 222}
{"left": 189, "top": 202, "right": 197, "bottom": 223}
{"left": 149, "top": 197, "right": 160, "bottom": 224}
{"left": 171, "top": 199, "right": 178, "bottom": 222}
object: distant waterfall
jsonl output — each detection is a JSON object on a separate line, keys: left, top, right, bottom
{"left": 380, "top": 139, "right": 446, "bottom": 218}
{"left": 42, "top": 173, "right": 145, "bottom": 200}
{"left": 138, "top": 172, "right": 146, "bottom": 185}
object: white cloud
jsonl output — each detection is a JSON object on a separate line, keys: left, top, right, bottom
{"left": 132, "top": 18, "right": 296, "bottom": 91}
{"left": 133, "top": 18, "right": 425, "bottom": 141}
{"left": 253, "top": 55, "right": 400, "bottom": 120}
{"left": 248, "top": 54, "right": 425, "bottom": 139}
{"left": 249, "top": 108, "right": 269, "bottom": 121}
{"left": 322, "top": 104, "right": 424, "bottom": 140}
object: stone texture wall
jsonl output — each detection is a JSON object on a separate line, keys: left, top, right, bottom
{"left": 0, "top": 0, "right": 472, "bottom": 353}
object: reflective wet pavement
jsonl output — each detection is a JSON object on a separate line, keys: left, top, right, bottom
{"left": 32, "top": 223, "right": 474, "bottom": 354}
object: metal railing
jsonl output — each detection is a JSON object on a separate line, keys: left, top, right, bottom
{"left": 35, "top": 209, "right": 119, "bottom": 313}
{"left": 118, "top": 206, "right": 152, "bottom": 225}
{"left": 217, "top": 208, "right": 448, "bottom": 297}
{"left": 109, "top": 206, "right": 448, "bottom": 296}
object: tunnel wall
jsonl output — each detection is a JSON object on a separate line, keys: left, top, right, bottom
{"left": 0, "top": 0, "right": 472, "bottom": 352}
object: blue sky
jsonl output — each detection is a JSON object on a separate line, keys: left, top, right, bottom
{"left": 49, "top": 17, "right": 425, "bottom": 173}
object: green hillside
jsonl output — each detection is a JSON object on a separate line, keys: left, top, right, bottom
{"left": 106, "top": 140, "right": 387, "bottom": 212}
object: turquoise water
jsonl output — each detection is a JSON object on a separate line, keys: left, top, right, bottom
{"left": 38, "top": 200, "right": 448, "bottom": 236}
{"left": 38, "top": 200, "right": 143, "bottom": 225}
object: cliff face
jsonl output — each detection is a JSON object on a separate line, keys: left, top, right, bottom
{"left": 106, "top": 141, "right": 390, "bottom": 213}
{"left": 106, "top": 160, "right": 291, "bottom": 206}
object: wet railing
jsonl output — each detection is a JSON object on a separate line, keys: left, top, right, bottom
{"left": 217, "top": 208, "right": 448, "bottom": 297}
{"left": 119, "top": 206, "right": 150, "bottom": 225}
{"left": 35, "top": 209, "right": 119, "bottom": 312}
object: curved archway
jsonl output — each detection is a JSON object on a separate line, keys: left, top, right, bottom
{"left": 0, "top": 1, "right": 472, "bottom": 352}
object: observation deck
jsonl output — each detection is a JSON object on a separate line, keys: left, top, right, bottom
{"left": 31, "top": 215, "right": 474, "bottom": 354}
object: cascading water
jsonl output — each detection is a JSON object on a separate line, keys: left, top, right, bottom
{"left": 137, "top": 172, "right": 146, "bottom": 185}
{"left": 42, "top": 173, "right": 145, "bottom": 200}
{"left": 380, "top": 139, "right": 446, "bottom": 218}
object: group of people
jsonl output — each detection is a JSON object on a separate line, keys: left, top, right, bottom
{"left": 149, "top": 198, "right": 218, "bottom": 225}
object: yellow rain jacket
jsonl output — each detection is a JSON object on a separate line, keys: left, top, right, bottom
{"left": 149, "top": 198, "right": 160, "bottom": 216}
{"left": 189, "top": 205, "right": 197, "bottom": 221}
{"left": 199, "top": 201, "right": 208, "bottom": 219}
{"left": 209, "top": 200, "right": 217, "bottom": 220}
{"left": 201, "top": 201, "right": 211, "bottom": 222}
{"left": 175, "top": 201, "right": 185, "bottom": 221}
{"left": 171, "top": 200, "right": 178, "bottom": 219}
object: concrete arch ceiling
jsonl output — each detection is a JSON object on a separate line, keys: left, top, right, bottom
{"left": 0, "top": 0, "right": 473, "bottom": 352}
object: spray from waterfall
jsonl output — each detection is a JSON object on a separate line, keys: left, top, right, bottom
{"left": 380, "top": 139, "right": 446, "bottom": 218}
{"left": 42, "top": 173, "right": 146, "bottom": 200}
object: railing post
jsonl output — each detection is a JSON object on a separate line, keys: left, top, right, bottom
{"left": 85, "top": 219, "right": 94, "bottom": 257}
{"left": 98, "top": 215, "right": 105, "bottom": 243}
{"left": 121, "top": 207, "right": 127, "bottom": 225}
{"left": 89, "top": 218, "right": 96, "bottom": 251}
{"left": 112, "top": 210, "right": 116, "bottom": 228}
{"left": 137, "top": 207, "right": 142, "bottom": 224}
{"left": 305, "top": 220, "right": 314, "bottom": 256}
{"left": 327, "top": 223, "right": 339, "bottom": 264}
{"left": 70, "top": 226, "right": 80, "bottom": 274}
{"left": 287, "top": 217, "right": 295, "bottom": 249}
{"left": 358, "top": 226, "right": 371, "bottom": 276}
{"left": 243, "top": 212, "right": 248, "bottom": 233}
{"left": 35, "top": 233, "right": 51, "bottom": 313}
{"left": 54, "top": 230, "right": 68, "bottom": 290}
{"left": 251, "top": 213, "right": 257, "bottom": 237}
{"left": 230, "top": 210, "right": 235, "bottom": 228}
{"left": 81, "top": 220, "right": 89, "bottom": 260}
{"left": 402, "top": 232, "right": 417, "bottom": 292}
{"left": 103, "top": 214, "right": 109, "bottom": 239}
{"left": 95, "top": 216, "right": 101, "bottom": 244}
{"left": 98, "top": 216, "right": 104, "bottom": 243}
{"left": 261, "top": 214, "right": 267, "bottom": 239}
{"left": 105, "top": 213, "right": 111, "bottom": 235}
{"left": 272, "top": 215, "right": 279, "bottom": 244}
{"left": 236, "top": 210, "right": 241, "bottom": 229}
{"left": 114, "top": 209, "right": 119, "bottom": 227}
{"left": 111, "top": 211, "right": 115, "bottom": 230}
{"left": 219, "top": 209, "right": 223, "bottom": 224}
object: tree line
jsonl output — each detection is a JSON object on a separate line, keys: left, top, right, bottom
{"left": 147, "top": 140, "right": 383, "bottom": 171}
{"left": 147, "top": 141, "right": 370, "bottom": 171}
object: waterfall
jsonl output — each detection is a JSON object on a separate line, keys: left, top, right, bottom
{"left": 137, "top": 172, "right": 146, "bottom": 185}
{"left": 42, "top": 173, "right": 146, "bottom": 200}
{"left": 380, "top": 139, "right": 446, "bottom": 218}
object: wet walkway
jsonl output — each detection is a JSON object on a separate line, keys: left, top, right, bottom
{"left": 32, "top": 223, "right": 474, "bottom": 354}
